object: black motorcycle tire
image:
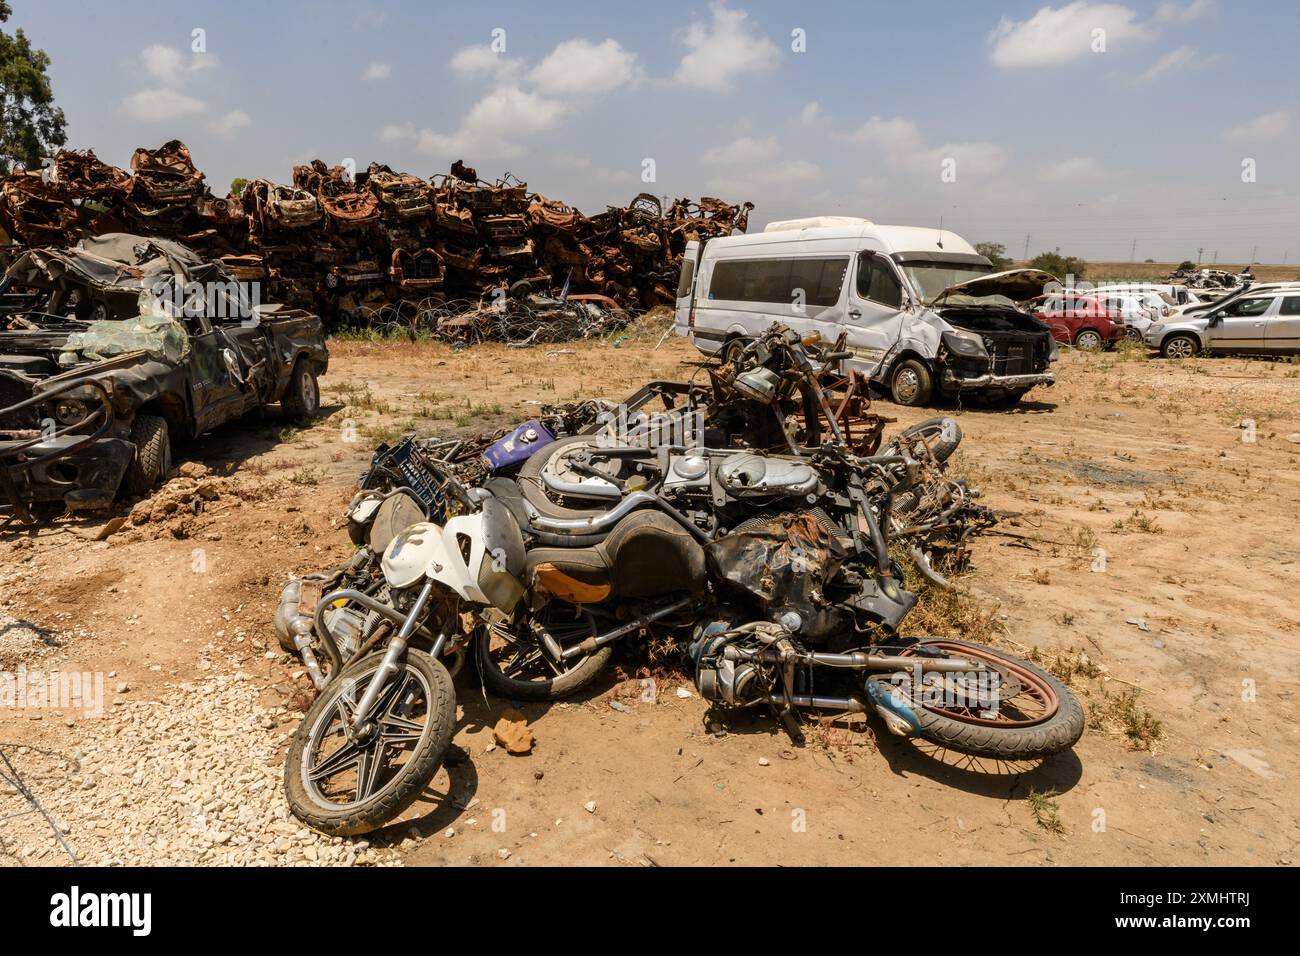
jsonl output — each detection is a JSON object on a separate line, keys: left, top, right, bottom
{"left": 901, "top": 638, "right": 1084, "bottom": 760}
{"left": 888, "top": 416, "right": 962, "bottom": 463}
{"left": 475, "top": 619, "right": 613, "bottom": 701}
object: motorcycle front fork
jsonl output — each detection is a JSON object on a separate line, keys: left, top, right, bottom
{"left": 347, "top": 577, "right": 449, "bottom": 739}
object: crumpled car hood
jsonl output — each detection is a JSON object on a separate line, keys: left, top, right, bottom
{"left": 932, "top": 268, "right": 1059, "bottom": 305}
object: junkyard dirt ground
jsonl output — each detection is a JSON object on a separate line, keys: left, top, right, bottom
{"left": 2, "top": 331, "right": 1298, "bottom": 866}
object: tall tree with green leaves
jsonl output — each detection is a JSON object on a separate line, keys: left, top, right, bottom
{"left": 0, "top": 1, "right": 67, "bottom": 175}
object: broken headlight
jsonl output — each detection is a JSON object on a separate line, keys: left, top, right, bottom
{"left": 940, "top": 330, "right": 988, "bottom": 360}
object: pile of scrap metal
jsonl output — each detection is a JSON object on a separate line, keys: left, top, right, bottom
{"left": 1165, "top": 266, "right": 1247, "bottom": 291}
{"left": 0, "top": 143, "right": 753, "bottom": 336}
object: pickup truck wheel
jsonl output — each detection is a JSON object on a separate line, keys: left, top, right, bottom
{"left": 1161, "top": 334, "right": 1199, "bottom": 360}
{"left": 123, "top": 414, "right": 171, "bottom": 496}
{"left": 890, "top": 359, "right": 934, "bottom": 407}
{"left": 282, "top": 360, "right": 320, "bottom": 424}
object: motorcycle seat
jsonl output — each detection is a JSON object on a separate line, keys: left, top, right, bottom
{"left": 484, "top": 476, "right": 609, "bottom": 547}
{"left": 525, "top": 510, "right": 706, "bottom": 604}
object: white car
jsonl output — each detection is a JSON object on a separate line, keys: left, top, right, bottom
{"left": 1143, "top": 285, "right": 1300, "bottom": 357}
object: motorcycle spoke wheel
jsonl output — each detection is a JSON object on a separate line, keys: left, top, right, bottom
{"left": 899, "top": 640, "right": 1057, "bottom": 727}
{"left": 304, "top": 665, "right": 432, "bottom": 808}
{"left": 477, "top": 606, "right": 614, "bottom": 701}
{"left": 484, "top": 607, "right": 597, "bottom": 682}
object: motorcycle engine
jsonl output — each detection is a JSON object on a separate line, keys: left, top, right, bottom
{"left": 717, "top": 453, "right": 819, "bottom": 500}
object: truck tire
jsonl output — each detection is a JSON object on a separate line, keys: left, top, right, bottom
{"left": 282, "top": 359, "right": 320, "bottom": 424}
{"left": 123, "top": 414, "right": 171, "bottom": 496}
{"left": 890, "top": 359, "right": 934, "bottom": 407}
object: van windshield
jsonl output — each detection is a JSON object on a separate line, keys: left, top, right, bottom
{"left": 900, "top": 261, "right": 994, "bottom": 304}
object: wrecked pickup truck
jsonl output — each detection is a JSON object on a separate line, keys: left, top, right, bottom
{"left": 0, "top": 233, "right": 327, "bottom": 519}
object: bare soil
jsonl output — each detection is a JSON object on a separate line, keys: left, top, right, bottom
{"left": 2, "top": 331, "right": 1297, "bottom": 866}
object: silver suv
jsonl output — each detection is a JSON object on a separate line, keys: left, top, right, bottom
{"left": 1143, "top": 283, "right": 1300, "bottom": 358}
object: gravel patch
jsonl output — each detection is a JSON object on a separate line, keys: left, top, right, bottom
{"left": 0, "top": 646, "right": 400, "bottom": 866}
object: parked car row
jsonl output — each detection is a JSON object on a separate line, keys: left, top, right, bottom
{"left": 1143, "top": 282, "right": 1300, "bottom": 358}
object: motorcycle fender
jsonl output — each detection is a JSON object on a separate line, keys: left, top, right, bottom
{"left": 381, "top": 521, "right": 471, "bottom": 596}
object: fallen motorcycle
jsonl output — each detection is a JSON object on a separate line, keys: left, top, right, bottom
{"left": 277, "top": 325, "right": 1082, "bottom": 834}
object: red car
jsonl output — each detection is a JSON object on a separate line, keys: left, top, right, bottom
{"left": 1026, "top": 294, "right": 1127, "bottom": 350}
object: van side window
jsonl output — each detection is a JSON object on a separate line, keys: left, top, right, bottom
{"left": 790, "top": 257, "right": 848, "bottom": 307}
{"left": 709, "top": 257, "right": 848, "bottom": 307}
{"left": 676, "top": 259, "right": 695, "bottom": 299}
{"left": 855, "top": 254, "right": 903, "bottom": 308}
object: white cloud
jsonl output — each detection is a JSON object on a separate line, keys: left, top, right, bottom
{"left": 1223, "top": 111, "right": 1291, "bottom": 144}
{"left": 1037, "top": 156, "right": 1104, "bottom": 181}
{"left": 844, "top": 116, "right": 1007, "bottom": 178}
{"left": 1153, "top": 0, "right": 1216, "bottom": 24}
{"left": 416, "top": 85, "right": 569, "bottom": 159}
{"left": 379, "top": 121, "right": 417, "bottom": 145}
{"left": 363, "top": 61, "right": 392, "bottom": 81}
{"left": 529, "top": 39, "right": 641, "bottom": 96}
{"left": 988, "top": 2, "right": 1146, "bottom": 69}
{"left": 674, "top": 1, "right": 780, "bottom": 92}
{"left": 800, "top": 102, "right": 822, "bottom": 125}
{"left": 211, "top": 109, "right": 251, "bottom": 139}
{"left": 701, "top": 136, "right": 782, "bottom": 165}
{"left": 846, "top": 115, "right": 924, "bottom": 153}
{"left": 413, "top": 36, "right": 643, "bottom": 161}
{"left": 1137, "top": 45, "right": 1198, "bottom": 82}
{"left": 921, "top": 143, "right": 1009, "bottom": 178}
{"left": 449, "top": 44, "right": 521, "bottom": 83}
{"left": 701, "top": 136, "right": 820, "bottom": 196}
{"left": 120, "top": 88, "right": 207, "bottom": 122}
{"left": 140, "top": 44, "right": 217, "bottom": 85}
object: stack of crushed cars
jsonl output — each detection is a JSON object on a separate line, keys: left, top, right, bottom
{"left": 0, "top": 143, "right": 753, "bottom": 337}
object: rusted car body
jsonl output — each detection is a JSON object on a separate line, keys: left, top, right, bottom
{"left": 0, "top": 234, "right": 327, "bottom": 518}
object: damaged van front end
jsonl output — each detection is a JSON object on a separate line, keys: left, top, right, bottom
{"left": 879, "top": 266, "right": 1058, "bottom": 407}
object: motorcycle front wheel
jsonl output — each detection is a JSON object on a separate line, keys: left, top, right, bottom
{"left": 896, "top": 638, "right": 1084, "bottom": 760}
{"left": 284, "top": 649, "right": 456, "bottom": 836}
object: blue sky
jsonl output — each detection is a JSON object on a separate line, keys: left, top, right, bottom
{"left": 10, "top": 0, "right": 1300, "bottom": 262}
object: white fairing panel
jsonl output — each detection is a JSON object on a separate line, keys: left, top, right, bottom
{"left": 380, "top": 512, "right": 521, "bottom": 610}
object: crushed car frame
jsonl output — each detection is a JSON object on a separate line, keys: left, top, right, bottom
{"left": 0, "top": 233, "right": 327, "bottom": 520}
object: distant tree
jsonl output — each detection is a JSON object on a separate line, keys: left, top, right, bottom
{"left": 0, "top": 1, "right": 67, "bottom": 175}
{"left": 1177, "top": 260, "right": 1196, "bottom": 271}
{"left": 1029, "top": 249, "right": 1087, "bottom": 281}
{"left": 975, "top": 241, "right": 1011, "bottom": 271}
{"left": 1143, "top": 258, "right": 1155, "bottom": 263}
{"left": 230, "top": 177, "right": 249, "bottom": 196}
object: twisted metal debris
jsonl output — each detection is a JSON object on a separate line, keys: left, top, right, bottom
{"left": 0, "top": 143, "right": 753, "bottom": 339}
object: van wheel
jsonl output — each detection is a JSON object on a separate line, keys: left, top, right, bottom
{"left": 721, "top": 338, "right": 749, "bottom": 365}
{"left": 123, "top": 414, "right": 171, "bottom": 496}
{"left": 890, "top": 359, "right": 934, "bottom": 407}
{"left": 1161, "top": 334, "right": 1199, "bottom": 359}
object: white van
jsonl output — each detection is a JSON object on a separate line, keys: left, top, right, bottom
{"left": 674, "top": 217, "right": 1058, "bottom": 407}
